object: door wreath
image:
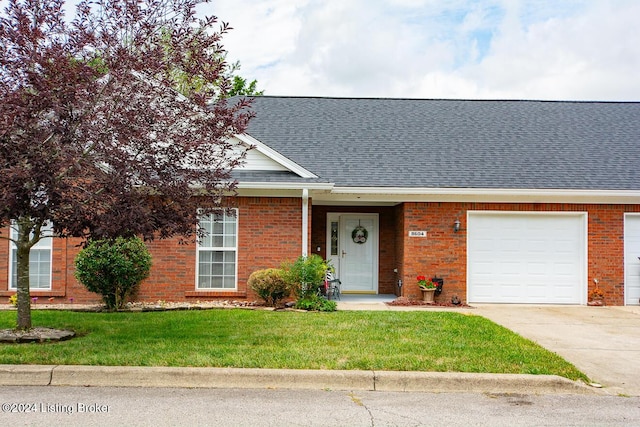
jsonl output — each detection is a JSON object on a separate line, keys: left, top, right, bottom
{"left": 351, "top": 225, "right": 368, "bottom": 244}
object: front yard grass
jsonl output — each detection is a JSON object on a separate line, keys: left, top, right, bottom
{"left": 0, "top": 309, "right": 588, "bottom": 381}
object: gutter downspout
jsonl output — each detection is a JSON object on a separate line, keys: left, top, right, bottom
{"left": 302, "top": 189, "right": 309, "bottom": 257}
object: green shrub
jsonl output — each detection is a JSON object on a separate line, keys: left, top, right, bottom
{"left": 295, "top": 294, "right": 337, "bottom": 312}
{"left": 74, "top": 237, "right": 152, "bottom": 310}
{"left": 248, "top": 268, "right": 291, "bottom": 307}
{"left": 282, "top": 254, "right": 329, "bottom": 299}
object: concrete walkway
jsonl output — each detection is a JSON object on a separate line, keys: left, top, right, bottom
{"left": 473, "top": 305, "right": 640, "bottom": 396}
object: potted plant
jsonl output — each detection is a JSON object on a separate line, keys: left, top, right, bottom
{"left": 417, "top": 275, "right": 437, "bottom": 303}
{"left": 588, "top": 287, "right": 605, "bottom": 306}
{"left": 587, "top": 278, "right": 605, "bottom": 306}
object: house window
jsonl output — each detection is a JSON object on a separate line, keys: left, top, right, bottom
{"left": 9, "top": 222, "right": 53, "bottom": 290}
{"left": 330, "top": 221, "right": 339, "bottom": 256}
{"left": 196, "top": 210, "right": 238, "bottom": 290}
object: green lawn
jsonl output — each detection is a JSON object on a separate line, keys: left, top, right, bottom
{"left": 0, "top": 309, "right": 588, "bottom": 381}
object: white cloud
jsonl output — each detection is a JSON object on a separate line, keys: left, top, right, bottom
{"left": 4, "top": 0, "right": 635, "bottom": 100}
{"left": 464, "top": 1, "right": 640, "bottom": 100}
{"left": 208, "top": 0, "right": 640, "bottom": 101}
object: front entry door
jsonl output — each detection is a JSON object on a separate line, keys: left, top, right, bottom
{"left": 327, "top": 213, "right": 379, "bottom": 293}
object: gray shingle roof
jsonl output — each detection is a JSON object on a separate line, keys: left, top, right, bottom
{"left": 241, "top": 97, "right": 640, "bottom": 190}
{"left": 231, "top": 170, "right": 330, "bottom": 184}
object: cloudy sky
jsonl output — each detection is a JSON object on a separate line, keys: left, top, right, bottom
{"left": 202, "top": 0, "right": 639, "bottom": 101}
{"left": 3, "top": 0, "right": 637, "bottom": 100}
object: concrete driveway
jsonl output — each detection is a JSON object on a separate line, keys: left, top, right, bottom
{"left": 474, "top": 305, "right": 640, "bottom": 396}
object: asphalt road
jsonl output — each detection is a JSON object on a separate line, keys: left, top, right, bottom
{"left": 1, "top": 386, "right": 639, "bottom": 426}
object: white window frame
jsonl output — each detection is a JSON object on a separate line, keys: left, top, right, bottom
{"left": 196, "top": 209, "right": 238, "bottom": 290}
{"left": 8, "top": 221, "right": 53, "bottom": 290}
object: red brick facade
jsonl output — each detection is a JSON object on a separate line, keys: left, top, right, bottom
{"left": 0, "top": 197, "right": 305, "bottom": 304}
{"left": 1, "top": 199, "right": 639, "bottom": 306}
{"left": 397, "top": 202, "right": 640, "bottom": 306}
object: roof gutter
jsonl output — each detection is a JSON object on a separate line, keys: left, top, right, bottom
{"left": 236, "top": 181, "right": 640, "bottom": 204}
{"left": 322, "top": 187, "right": 640, "bottom": 204}
{"left": 237, "top": 182, "right": 334, "bottom": 190}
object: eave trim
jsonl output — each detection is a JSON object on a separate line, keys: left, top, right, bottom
{"left": 235, "top": 133, "right": 318, "bottom": 179}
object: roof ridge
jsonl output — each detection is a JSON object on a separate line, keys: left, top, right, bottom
{"left": 248, "top": 96, "right": 640, "bottom": 105}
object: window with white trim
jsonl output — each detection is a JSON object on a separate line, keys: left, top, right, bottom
{"left": 196, "top": 210, "right": 238, "bottom": 290}
{"left": 9, "top": 222, "right": 53, "bottom": 290}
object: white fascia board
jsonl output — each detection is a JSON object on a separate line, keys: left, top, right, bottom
{"left": 236, "top": 182, "right": 333, "bottom": 198}
{"left": 234, "top": 133, "right": 317, "bottom": 179}
{"left": 320, "top": 187, "right": 640, "bottom": 204}
{"left": 237, "top": 181, "right": 333, "bottom": 190}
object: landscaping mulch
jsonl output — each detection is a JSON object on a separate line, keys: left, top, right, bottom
{"left": 0, "top": 327, "right": 75, "bottom": 343}
{"left": 386, "top": 296, "right": 473, "bottom": 308}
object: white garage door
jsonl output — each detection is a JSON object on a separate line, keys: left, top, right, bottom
{"left": 625, "top": 215, "right": 640, "bottom": 306}
{"left": 468, "top": 212, "right": 586, "bottom": 304}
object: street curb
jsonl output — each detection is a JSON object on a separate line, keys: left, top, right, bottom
{"left": 0, "top": 364, "right": 599, "bottom": 394}
{"left": 0, "top": 365, "right": 53, "bottom": 386}
{"left": 373, "top": 371, "right": 596, "bottom": 394}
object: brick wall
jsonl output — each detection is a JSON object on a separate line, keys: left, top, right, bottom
{"left": 399, "top": 202, "right": 640, "bottom": 306}
{"left": 135, "top": 196, "right": 305, "bottom": 302}
{"left": 400, "top": 202, "right": 468, "bottom": 302}
{"left": 0, "top": 196, "right": 304, "bottom": 304}
{"left": 0, "top": 230, "right": 99, "bottom": 304}
{"left": 2, "top": 200, "right": 639, "bottom": 306}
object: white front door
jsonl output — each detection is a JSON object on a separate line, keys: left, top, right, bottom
{"left": 327, "top": 213, "right": 378, "bottom": 293}
{"left": 625, "top": 214, "right": 640, "bottom": 305}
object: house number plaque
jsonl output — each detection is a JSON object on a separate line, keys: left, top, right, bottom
{"left": 408, "top": 231, "right": 427, "bottom": 237}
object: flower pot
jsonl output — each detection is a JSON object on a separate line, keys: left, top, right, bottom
{"left": 421, "top": 288, "right": 436, "bottom": 303}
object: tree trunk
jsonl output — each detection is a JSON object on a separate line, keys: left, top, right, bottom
{"left": 15, "top": 218, "right": 38, "bottom": 331}
{"left": 16, "top": 238, "right": 32, "bottom": 330}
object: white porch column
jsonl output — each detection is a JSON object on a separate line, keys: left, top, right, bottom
{"left": 302, "top": 188, "right": 309, "bottom": 257}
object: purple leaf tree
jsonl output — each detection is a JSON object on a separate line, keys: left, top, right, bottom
{"left": 0, "top": 0, "right": 254, "bottom": 329}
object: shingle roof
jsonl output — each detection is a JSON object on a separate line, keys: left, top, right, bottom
{"left": 241, "top": 97, "right": 640, "bottom": 190}
{"left": 230, "top": 170, "right": 330, "bottom": 184}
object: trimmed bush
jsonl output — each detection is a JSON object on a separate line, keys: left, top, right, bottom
{"left": 248, "top": 268, "right": 291, "bottom": 307}
{"left": 74, "top": 237, "right": 152, "bottom": 310}
{"left": 295, "top": 294, "right": 337, "bottom": 312}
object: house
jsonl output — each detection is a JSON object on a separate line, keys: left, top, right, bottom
{"left": 2, "top": 97, "right": 640, "bottom": 305}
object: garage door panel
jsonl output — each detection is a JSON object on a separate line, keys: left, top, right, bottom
{"left": 552, "top": 281, "right": 579, "bottom": 297}
{"left": 528, "top": 240, "right": 547, "bottom": 253}
{"left": 468, "top": 213, "right": 586, "bottom": 304}
{"left": 554, "top": 262, "right": 577, "bottom": 276}
{"left": 625, "top": 215, "right": 640, "bottom": 305}
{"left": 500, "top": 238, "right": 521, "bottom": 252}
{"left": 525, "top": 283, "right": 546, "bottom": 298}
{"left": 527, "top": 262, "right": 547, "bottom": 275}
{"left": 555, "top": 240, "right": 578, "bottom": 253}
{"left": 500, "top": 261, "right": 523, "bottom": 275}
{"left": 500, "top": 282, "right": 522, "bottom": 296}
{"left": 473, "top": 263, "right": 494, "bottom": 275}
